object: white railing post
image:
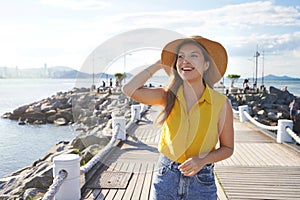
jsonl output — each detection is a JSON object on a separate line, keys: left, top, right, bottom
{"left": 112, "top": 116, "right": 126, "bottom": 140}
{"left": 53, "top": 154, "right": 80, "bottom": 200}
{"left": 131, "top": 104, "right": 141, "bottom": 121}
{"left": 238, "top": 105, "right": 249, "bottom": 122}
{"left": 141, "top": 103, "right": 149, "bottom": 113}
{"left": 277, "top": 119, "right": 294, "bottom": 143}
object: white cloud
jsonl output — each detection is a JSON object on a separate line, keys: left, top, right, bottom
{"left": 293, "top": 49, "right": 300, "bottom": 57}
{"left": 40, "top": 0, "right": 111, "bottom": 10}
{"left": 1, "top": 0, "right": 300, "bottom": 78}
{"left": 219, "top": 1, "right": 300, "bottom": 27}
{"left": 97, "top": 1, "right": 300, "bottom": 32}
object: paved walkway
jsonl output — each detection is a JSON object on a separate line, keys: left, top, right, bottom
{"left": 80, "top": 108, "right": 300, "bottom": 200}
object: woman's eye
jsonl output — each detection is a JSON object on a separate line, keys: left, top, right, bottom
{"left": 191, "top": 54, "right": 198, "bottom": 57}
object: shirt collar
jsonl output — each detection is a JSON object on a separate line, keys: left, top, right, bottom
{"left": 177, "top": 84, "right": 212, "bottom": 105}
{"left": 199, "top": 84, "right": 212, "bottom": 104}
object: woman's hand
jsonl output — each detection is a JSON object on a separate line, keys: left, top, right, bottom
{"left": 122, "top": 59, "right": 167, "bottom": 106}
{"left": 159, "top": 59, "right": 173, "bottom": 76}
{"left": 178, "top": 156, "right": 206, "bottom": 177}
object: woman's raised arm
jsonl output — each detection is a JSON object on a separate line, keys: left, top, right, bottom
{"left": 122, "top": 61, "right": 167, "bottom": 107}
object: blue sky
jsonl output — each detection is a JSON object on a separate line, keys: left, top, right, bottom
{"left": 0, "top": 0, "right": 299, "bottom": 78}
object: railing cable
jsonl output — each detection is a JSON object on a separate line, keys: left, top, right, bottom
{"left": 42, "top": 104, "right": 150, "bottom": 199}
{"left": 80, "top": 124, "right": 120, "bottom": 174}
{"left": 243, "top": 111, "right": 278, "bottom": 131}
{"left": 286, "top": 127, "right": 300, "bottom": 144}
{"left": 42, "top": 170, "right": 68, "bottom": 200}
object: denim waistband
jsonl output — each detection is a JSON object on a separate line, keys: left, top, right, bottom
{"left": 159, "top": 154, "right": 214, "bottom": 170}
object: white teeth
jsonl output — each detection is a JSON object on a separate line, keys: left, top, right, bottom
{"left": 182, "top": 67, "right": 193, "bottom": 71}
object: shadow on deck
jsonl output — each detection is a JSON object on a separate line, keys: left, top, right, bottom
{"left": 80, "top": 111, "right": 300, "bottom": 200}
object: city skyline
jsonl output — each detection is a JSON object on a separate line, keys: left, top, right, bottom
{"left": 0, "top": 0, "right": 299, "bottom": 78}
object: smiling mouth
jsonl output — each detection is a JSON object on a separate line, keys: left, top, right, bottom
{"left": 181, "top": 67, "right": 194, "bottom": 71}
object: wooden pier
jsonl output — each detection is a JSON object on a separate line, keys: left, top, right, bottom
{"left": 80, "top": 109, "right": 300, "bottom": 200}
{"left": 216, "top": 121, "right": 300, "bottom": 199}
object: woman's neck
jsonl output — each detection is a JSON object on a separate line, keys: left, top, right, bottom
{"left": 183, "top": 79, "right": 205, "bottom": 99}
{"left": 182, "top": 79, "right": 206, "bottom": 112}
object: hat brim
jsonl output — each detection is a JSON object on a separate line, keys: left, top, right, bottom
{"left": 161, "top": 36, "right": 228, "bottom": 85}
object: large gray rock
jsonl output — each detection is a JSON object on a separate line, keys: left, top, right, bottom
{"left": 71, "top": 135, "right": 110, "bottom": 151}
{"left": 23, "top": 188, "right": 46, "bottom": 200}
{"left": 24, "top": 111, "right": 46, "bottom": 124}
{"left": 269, "top": 86, "right": 295, "bottom": 103}
{"left": 0, "top": 91, "right": 133, "bottom": 198}
{"left": 80, "top": 144, "right": 104, "bottom": 165}
{"left": 260, "top": 93, "right": 277, "bottom": 104}
{"left": 229, "top": 86, "right": 299, "bottom": 132}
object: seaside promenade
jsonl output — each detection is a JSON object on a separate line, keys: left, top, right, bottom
{"left": 80, "top": 107, "right": 300, "bottom": 200}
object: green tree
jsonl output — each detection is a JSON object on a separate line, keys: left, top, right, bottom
{"left": 114, "top": 73, "right": 125, "bottom": 86}
{"left": 227, "top": 74, "right": 241, "bottom": 87}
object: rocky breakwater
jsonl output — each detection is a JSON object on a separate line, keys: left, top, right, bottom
{"left": 227, "top": 86, "right": 300, "bottom": 133}
{"left": 2, "top": 89, "right": 77, "bottom": 126}
{"left": 0, "top": 87, "right": 133, "bottom": 199}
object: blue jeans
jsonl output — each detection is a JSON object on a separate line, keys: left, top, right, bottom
{"left": 151, "top": 154, "right": 217, "bottom": 200}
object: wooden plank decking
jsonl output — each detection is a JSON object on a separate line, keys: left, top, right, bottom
{"left": 80, "top": 119, "right": 160, "bottom": 200}
{"left": 215, "top": 121, "right": 300, "bottom": 200}
{"left": 80, "top": 109, "right": 300, "bottom": 200}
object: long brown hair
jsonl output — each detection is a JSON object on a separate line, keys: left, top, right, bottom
{"left": 155, "top": 40, "right": 214, "bottom": 125}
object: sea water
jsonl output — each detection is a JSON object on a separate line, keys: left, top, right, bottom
{"left": 1, "top": 77, "right": 300, "bottom": 178}
{"left": 150, "top": 76, "right": 300, "bottom": 96}
{"left": 0, "top": 79, "right": 83, "bottom": 178}
{"left": 223, "top": 78, "right": 300, "bottom": 96}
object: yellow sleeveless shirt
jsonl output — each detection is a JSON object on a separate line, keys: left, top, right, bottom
{"left": 158, "top": 85, "right": 227, "bottom": 163}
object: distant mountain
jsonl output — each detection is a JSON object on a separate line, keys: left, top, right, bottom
{"left": 263, "top": 74, "right": 300, "bottom": 80}
{"left": 47, "top": 66, "right": 88, "bottom": 78}
{"left": 55, "top": 70, "right": 90, "bottom": 79}
{"left": 0, "top": 66, "right": 127, "bottom": 79}
{"left": 44, "top": 66, "right": 133, "bottom": 79}
{"left": 48, "top": 66, "right": 74, "bottom": 71}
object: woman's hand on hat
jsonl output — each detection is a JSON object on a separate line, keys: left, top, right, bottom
{"left": 149, "top": 59, "right": 172, "bottom": 76}
{"left": 156, "top": 59, "right": 172, "bottom": 76}
{"left": 145, "top": 60, "right": 162, "bottom": 77}
{"left": 178, "top": 156, "right": 205, "bottom": 177}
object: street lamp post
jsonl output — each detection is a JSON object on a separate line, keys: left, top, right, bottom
{"left": 255, "top": 51, "right": 260, "bottom": 85}
{"left": 91, "top": 52, "right": 96, "bottom": 90}
{"left": 254, "top": 50, "right": 260, "bottom": 87}
{"left": 261, "top": 49, "right": 264, "bottom": 86}
{"left": 123, "top": 53, "right": 131, "bottom": 84}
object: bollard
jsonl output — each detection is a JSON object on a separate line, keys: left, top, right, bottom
{"left": 238, "top": 105, "right": 249, "bottom": 122}
{"left": 112, "top": 116, "right": 126, "bottom": 140}
{"left": 141, "top": 104, "right": 149, "bottom": 113}
{"left": 53, "top": 154, "right": 80, "bottom": 200}
{"left": 277, "top": 119, "right": 293, "bottom": 143}
{"left": 131, "top": 104, "right": 141, "bottom": 121}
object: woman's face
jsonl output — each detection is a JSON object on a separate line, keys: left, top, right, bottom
{"left": 176, "top": 42, "right": 209, "bottom": 82}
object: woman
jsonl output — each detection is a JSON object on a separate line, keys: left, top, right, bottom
{"left": 122, "top": 36, "right": 234, "bottom": 199}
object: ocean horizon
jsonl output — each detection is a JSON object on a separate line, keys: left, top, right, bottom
{"left": 0, "top": 77, "right": 299, "bottom": 178}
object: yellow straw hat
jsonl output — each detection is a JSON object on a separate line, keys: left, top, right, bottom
{"left": 161, "top": 36, "right": 228, "bottom": 84}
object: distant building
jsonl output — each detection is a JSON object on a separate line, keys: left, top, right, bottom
{"left": 0, "top": 66, "right": 48, "bottom": 78}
